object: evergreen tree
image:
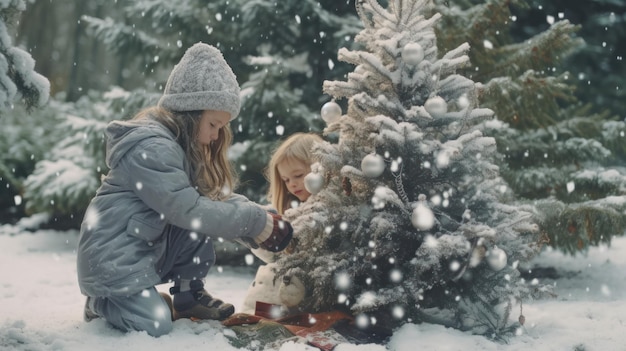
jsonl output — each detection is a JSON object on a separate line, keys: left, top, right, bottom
{"left": 21, "top": 88, "right": 154, "bottom": 227}
{"left": 0, "top": 0, "right": 50, "bottom": 222}
{"left": 516, "top": 0, "right": 626, "bottom": 117}
{"left": 273, "top": 0, "right": 546, "bottom": 337}
{"left": 434, "top": 0, "right": 626, "bottom": 254}
{"left": 0, "top": 0, "right": 49, "bottom": 113}
{"left": 0, "top": 104, "right": 56, "bottom": 222}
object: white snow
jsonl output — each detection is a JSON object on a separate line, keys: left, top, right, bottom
{"left": 1, "top": 224, "right": 626, "bottom": 350}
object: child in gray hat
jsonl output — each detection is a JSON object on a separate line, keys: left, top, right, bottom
{"left": 77, "top": 42, "right": 293, "bottom": 337}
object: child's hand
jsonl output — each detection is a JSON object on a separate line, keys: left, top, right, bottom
{"left": 283, "top": 236, "right": 298, "bottom": 254}
{"left": 259, "top": 204, "right": 278, "bottom": 214}
{"left": 257, "top": 213, "right": 293, "bottom": 252}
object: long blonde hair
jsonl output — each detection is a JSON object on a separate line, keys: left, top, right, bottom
{"left": 266, "top": 132, "right": 324, "bottom": 214}
{"left": 134, "top": 106, "right": 237, "bottom": 200}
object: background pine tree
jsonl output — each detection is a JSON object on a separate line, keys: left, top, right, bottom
{"left": 434, "top": 0, "right": 626, "bottom": 254}
{"left": 516, "top": 0, "right": 626, "bottom": 116}
{"left": 273, "top": 0, "right": 546, "bottom": 337}
{"left": 0, "top": 0, "right": 49, "bottom": 113}
{"left": 0, "top": 0, "right": 50, "bottom": 221}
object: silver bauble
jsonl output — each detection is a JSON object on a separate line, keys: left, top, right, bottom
{"left": 424, "top": 96, "right": 447, "bottom": 118}
{"left": 361, "top": 153, "right": 385, "bottom": 178}
{"left": 486, "top": 246, "right": 508, "bottom": 271}
{"left": 304, "top": 172, "right": 324, "bottom": 194}
{"left": 321, "top": 101, "right": 342, "bottom": 124}
{"left": 411, "top": 203, "right": 435, "bottom": 230}
{"left": 401, "top": 42, "right": 425, "bottom": 66}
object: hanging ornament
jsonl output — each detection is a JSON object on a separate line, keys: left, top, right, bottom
{"left": 486, "top": 246, "right": 507, "bottom": 271}
{"left": 304, "top": 172, "right": 324, "bottom": 194}
{"left": 424, "top": 96, "right": 447, "bottom": 118}
{"left": 411, "top": 203, "right": 435, "bottom": 231}
{"left": 321, "top": 101, "right": 342, "bottom": 125}
{"left": 401, "top": 42, "right": 424, "bottom": 66}
{"left": 361, "top": 153, "right": 385, "bottom": 178}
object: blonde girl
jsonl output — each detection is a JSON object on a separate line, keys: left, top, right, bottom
{"left": 242, "top": 132, "right": 324, "bottom": 314}
{"left": 266, "top": 132, "right": 325, "bottom": 214}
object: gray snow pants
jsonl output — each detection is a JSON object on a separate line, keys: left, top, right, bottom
{"left": 90, "top": 225, "right": 216, "bottom": 337}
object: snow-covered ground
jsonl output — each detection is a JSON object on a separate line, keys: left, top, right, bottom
{"left": 1, "top": 223, "right": 625, "bottom": 351}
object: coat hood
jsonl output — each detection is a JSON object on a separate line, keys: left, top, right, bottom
{"left": 105, "top": 118, "right": 177, "bottom": 169}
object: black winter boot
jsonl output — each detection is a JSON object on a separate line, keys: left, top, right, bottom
{"left": 170, "top": 280, "right": 235, "bottom": 321}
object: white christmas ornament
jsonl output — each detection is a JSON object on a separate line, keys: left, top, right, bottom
{"left": 486, "top": 246, "right": 508, "bottom": 271}
{"left": 411, "top": 203, "right": 435, "bottom": 230}
{"left": 361, "top": 153, "right": 385, "bottom": 177}
{"left": 401, "top": 42, "right": 425, "bottom": 66}
{"left": 304, "top": 172, "right": 324, "bottom": 194}
{"left": 424, "top": 96, "right": 447, "bottom": 117}
{"left": 321, "top": 101, "right": 342, "bottom": 124}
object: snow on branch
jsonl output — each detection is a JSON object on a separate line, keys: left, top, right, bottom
{"left": 337, "top": 48, "right": 394, "bottom": 82}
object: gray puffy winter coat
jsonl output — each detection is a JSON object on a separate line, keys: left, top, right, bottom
{"left": 77, "top": 117, "right": 268, "bottom": 297}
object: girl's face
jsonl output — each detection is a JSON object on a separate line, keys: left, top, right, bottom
{"left": 197, "top": 110, "right": 231, "bottom": 146}
{"left": 277, "top": 159, "right": 311, "bottom": 202}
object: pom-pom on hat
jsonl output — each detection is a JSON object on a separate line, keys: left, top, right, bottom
{"left": 158, "top": 42, "right": 241, "bottom": 120}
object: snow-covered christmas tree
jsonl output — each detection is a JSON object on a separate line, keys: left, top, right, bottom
{"left": 273, "top": 0, "right": 546, "bottom": 337}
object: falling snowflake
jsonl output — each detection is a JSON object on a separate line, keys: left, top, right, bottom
{"left": 389, "top": 269, "right": 403, "bottom": 283}
{"left": 392, "top": 306, "right": 405, "bottom": 319}
{"left": 191, "top": 218, "right": 201, "bottom": 230}
{"left": 245, "top": 254, "right": 254, "bottom": 266}
{"left": 84, "top": 207, "right": 100, "bottom": 230}
{"left": 334, "top": 272, "right": 351, "bottom": 290}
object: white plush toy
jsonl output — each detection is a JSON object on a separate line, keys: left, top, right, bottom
{"left": 241, "top": 263, "right": 283, "bottom": 314}
{"left": 278, "top": 271, "right": 306, "bottom": 308}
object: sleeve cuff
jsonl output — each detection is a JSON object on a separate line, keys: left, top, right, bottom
{"left": 254, "top": 213, "right": 274, "bottom": 244}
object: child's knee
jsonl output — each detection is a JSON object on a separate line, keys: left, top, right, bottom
{"left": 135, "top": 298, "right": 174, "bottom": 337}
{"left": 106, "top": 289, "right": 175, "bottom": 337}
{"left": 142, "top": 316, "right": 173, "bottom": 337}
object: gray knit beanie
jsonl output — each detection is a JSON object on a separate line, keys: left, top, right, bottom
{"left": 158, "top": 42, "right": 240, "bottom": 119}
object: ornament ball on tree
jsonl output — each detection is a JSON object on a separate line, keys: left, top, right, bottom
{"left": 321, "top": 101, "right": 342, "bottom": 125}
{"left": 424, "top": 96, "right": 447, "bottom": 118}
{"left": 304, "top": 172, "right": 325, "bottom": 194}
{"left": 411, "top": 203, "right": 436, "bottom": 230}
{"left": 361, "top": 153, "right": 385, "bottom": 177}
{"left": 401, "top": 42, "right": 424, "bottom": 66}
{"left": 486, "top": 246, "right": 508, "bottom": 271}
